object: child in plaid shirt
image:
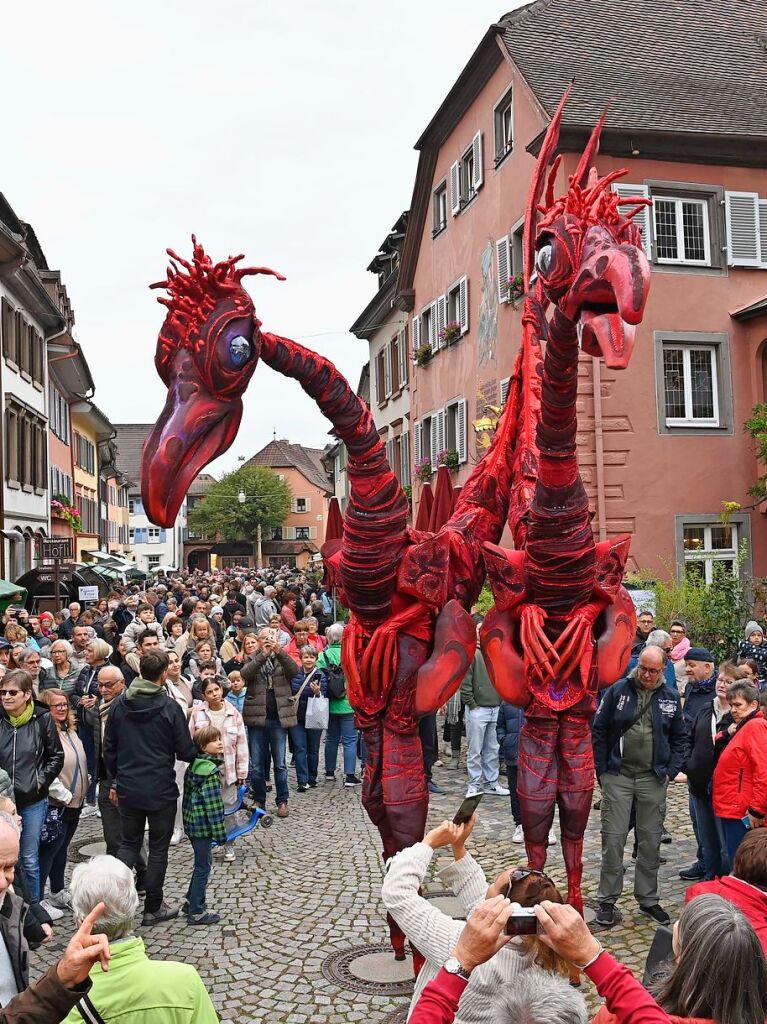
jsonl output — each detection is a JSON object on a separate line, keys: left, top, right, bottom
{"left": 183, "top": 725, "right": 227, "bottom": 925}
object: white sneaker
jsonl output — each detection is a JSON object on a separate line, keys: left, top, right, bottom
{"left": 548, "top": 830, "right": 556, "bottom": 846}
{"left": 433, "top": 759, "right": 444, "bottom": 768}
{"left": 465, "top": 786, "right": 481, "bottom": 798}
{"left": 170, "top": 827, "right": 183, "bottom": 846}
{"left": 484, "top": 783, "right": 510, "bottom": 796}
{"left": 47, "top": 888, "right": 72, "bottom": 911}
{"left": 80, "top": 803, "right": 99, "bottom": 819}
{"left": 223, "top": 846, "right": 236, "bottom": 862}
{"left": 40, "top": 900, "right": 64, "bottom": 921}
{"left": 512, "top": 824, "right": 525, "bottom": 844}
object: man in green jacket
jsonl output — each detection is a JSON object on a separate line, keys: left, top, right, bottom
{"left": 64, "top": 855, "right": 219, "bottom": 1023}
{"left": 459, "top": 624, "right": 509, "bottom": 799}
{"left": 317, "top": 623, "right": 361, "bottom": 787}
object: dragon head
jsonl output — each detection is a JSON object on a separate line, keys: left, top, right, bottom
{"left": 141, "top": 237, "right": 284, "bottom": 526}
{"left": 524, "top": 92, "right": 651, "bottom": 369}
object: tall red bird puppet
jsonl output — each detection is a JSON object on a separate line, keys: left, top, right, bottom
{"left": 140, "top": 86, "right": 650, "bottom": 959}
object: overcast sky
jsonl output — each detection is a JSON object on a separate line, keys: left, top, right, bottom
{"left": 4, "top": 1, "right": 524, "bottom": 476}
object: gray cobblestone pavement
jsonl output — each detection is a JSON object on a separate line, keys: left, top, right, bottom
{"left": 30, "top": 744, "right": 697, "bottom": 1022}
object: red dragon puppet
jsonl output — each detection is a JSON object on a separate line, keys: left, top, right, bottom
{"left": 140, "top": 87, "right": 650, "bottom": 958}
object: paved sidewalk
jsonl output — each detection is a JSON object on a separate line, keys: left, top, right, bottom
{"left": 30, "top": 756, "right": 697, "bottom": 1022}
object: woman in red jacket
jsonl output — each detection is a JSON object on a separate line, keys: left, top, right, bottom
{"left": 712, "top": 680, "right": 767, "bottom": 864}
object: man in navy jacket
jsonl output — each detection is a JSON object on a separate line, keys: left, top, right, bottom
{"left": 592, "top": 645, "right": 687, "bottom": 929}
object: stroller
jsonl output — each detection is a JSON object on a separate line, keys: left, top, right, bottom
{"left": 212, "top": 784, "right": 273, "bottom": 846}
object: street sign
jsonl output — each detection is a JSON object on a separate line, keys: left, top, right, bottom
{"left": 41, "top": 538, "right": 73, "bottom": 562}
{"left": 78, "top": 586, "right": 99, "bottom": 602}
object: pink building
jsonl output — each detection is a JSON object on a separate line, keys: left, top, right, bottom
{"left": 396, "top": 0, "right": 767, "bottom": 581}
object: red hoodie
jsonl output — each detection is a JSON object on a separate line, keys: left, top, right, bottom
{"left": 686, "top": 875, "right": 767, "bottom": 956}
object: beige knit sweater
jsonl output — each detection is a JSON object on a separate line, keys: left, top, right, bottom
{"left": 381, "top": 842, "right": 529, "bottom": 1022}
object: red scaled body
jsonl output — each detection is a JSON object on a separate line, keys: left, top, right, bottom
{"left": 480, "top": 90, "right": 650, "bottom": 913}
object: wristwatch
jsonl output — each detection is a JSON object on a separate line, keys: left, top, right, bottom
{"left": 443, "top": 956, "right": 472, "bottom": 980}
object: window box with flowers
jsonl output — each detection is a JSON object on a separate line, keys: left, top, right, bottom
{"left": 439, "top": 321, "right": 461, "bottom": 346}
{"left": 436, "top": 448, "right": 460, "bottom": 473}
{"left": 51, "top": 495, "right": 82, "bottom": 533}
{"left": 414, "top": 344, "right": 432, "bottom": 368}
{"left": 414, "top": 458, "right": 433, "bottom": 483}
{"left": 505, "top": 273, "right": 525, "bottom": 309}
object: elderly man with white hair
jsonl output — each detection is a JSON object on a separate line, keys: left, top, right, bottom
{"left": 63, "top": 855, "right": 219, "bottom": 1023}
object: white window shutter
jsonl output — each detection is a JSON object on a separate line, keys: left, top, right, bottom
{"left": 436, "top": 409, "right": 447, "bottom": 459}
{"left": 429, "top": 416, "right": 439, "bottom": 466}
{"left": 401, "top": 431, "right": 410, "bottom": 487}
{"left": 472, "top": 131, "right": 483, "bottom": 190}
{"left": 450, "top": 161, "right": 460, "bottom": 215}
{"left": 398, "top": 326, "right": 408, "bottom": 383}
{"left": 436, "top": 295, "right": 447, "bottom": 348}
{"left": 290, "top": 498, "right": 298, "bottom": 513}
{"left": 429, "top": 301, "right": 439, "bottom": 354}
{"left": 386, "top": 437, "right": 395, "bottom": 469}
{"left": 759, "top": 200, "right": 767, "bottom": 267}
{"left": 284, "top": 526, "right": 295, "bottom": 540}
{"left": 412, "top": 316, "right": 420, "bottom": 356}
{"left": 384, "top": 344, "right": 393, "bottom": 397}
{"left": 413, "top": 420, "right": 421, "bottom": 466}
{"left": 459, "top": 276, "right": 469, "bottom": 334}
{"left": 309, "top": 526, "right": 317, "bottom": 540}
{"left": 725, "top": 192, "right": 761, "bottom": 267}
{"left": 500, "top": 377, "right": 511, "bottom": 405}
{"left": 457, "top": 399, "right": 468, "bottom": 463}
{"left": 305, "top": 497, "right": 311, "bottom": 512}
{"left": 612, "top": 183, "right": 652, "bottom": 259}
{"left": 496, "top": 236, "right": 510, "bottom": 303}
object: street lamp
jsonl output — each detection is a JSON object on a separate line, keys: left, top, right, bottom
{"left": 238, "top": 491, "right": 246, "bottom": 504}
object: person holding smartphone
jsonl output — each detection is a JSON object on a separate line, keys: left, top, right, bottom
{"left": 381, "top": 814, "right": 568, "bottom": 1022}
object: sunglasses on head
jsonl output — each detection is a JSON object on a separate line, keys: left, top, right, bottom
{"left": 503, "top": 868, "right": 550, "bottom": 899}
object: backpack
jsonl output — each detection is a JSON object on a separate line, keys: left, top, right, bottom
{"left": 325, "top": 663, "right": 347, "bottom": 701}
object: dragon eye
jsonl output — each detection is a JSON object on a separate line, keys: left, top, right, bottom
{"left": 229, "top": 335, "right": 252, "bottom": 367}
{"left": 536, "top": 244, "right": 553, "bottom": 276}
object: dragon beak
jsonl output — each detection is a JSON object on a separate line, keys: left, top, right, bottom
{"left": 141, "top": 351, "right": 242, "bottom": 527}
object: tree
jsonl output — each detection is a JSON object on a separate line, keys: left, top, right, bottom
{"left": 720, "top": 403, "right": 767, "bottom": 520}
{"left": 187, "top": 466, "right": 291, "bottom": 542}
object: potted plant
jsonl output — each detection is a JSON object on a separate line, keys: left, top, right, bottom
{"left": 506, "top": 273, "right": 525, "bottom": 309}
{"left": 414, "top": 344, "right": 432, "bottom": 367}
{"left": 414, "top": 458, "right": 433, "bottom": 483}
{"left": 51, "top": 496, "right": 82, "bottom": 533}
{"left": 438, "top": 320, "right": 461, "bottom": 346}
{"left": 436, "top": 448, "right": 460, "bottom": 473}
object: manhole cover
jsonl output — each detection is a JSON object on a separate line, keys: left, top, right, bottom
{"left": 70, "top": 838, "right": 108, "bottom": 863}
{"left": 381, "top": 1009, "right": 408, "bottom": 1024}
{"left": 321, "top": 944, "right": 416, "bottom": 996}
{"left": 424, "top": 890, "right": 465, "bottom": 919}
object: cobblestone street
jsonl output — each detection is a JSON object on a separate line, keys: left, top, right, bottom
{"left": 32, "top": 749, "right": 697, "bottom": 1023}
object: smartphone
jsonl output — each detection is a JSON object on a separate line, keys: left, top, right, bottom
{"left": 505, "top": 908, "right": 539, "bottom": 936}
{"left": 267, "top": 629, "right": 278, "bottom": 643}
{"left": 452, "top": 792, "right": 483, "bottom": 825}
{"left": 742, "top": 815, "right": 752, "bottom": 830}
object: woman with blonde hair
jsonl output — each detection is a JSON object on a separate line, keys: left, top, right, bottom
{"left": 48, "top": 639, "right": 81, "bottom": 695}
{"left": 37, "top": 688, "right": 88, "bottom": 914}
{"left": 73, "top": 638, "right": 112, "bottom": 809}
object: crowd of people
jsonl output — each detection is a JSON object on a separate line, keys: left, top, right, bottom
{"left": 1, "top": 566, "right": 767, "bottom": 1022}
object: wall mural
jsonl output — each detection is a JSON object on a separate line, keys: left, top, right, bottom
{"left": 476, "top": 240, "right": 498, "bottom": 367}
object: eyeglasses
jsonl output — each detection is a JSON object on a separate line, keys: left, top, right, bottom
{"left": 670, "top": 629, "right": 685, "bottom": 635}
{"left": 638, "top": 666, "right": 663, "bottom": 675}
{"left": 49, "top": 703, "right": 69, "bottom": 710}
{"left": 0, "top": 690, "right": 21, "bottom": 697}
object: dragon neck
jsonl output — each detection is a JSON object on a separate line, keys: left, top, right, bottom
{"left": 536, "top": 308, "right": 580, "bottom": 493}
{"left": 259, "top": 331, "right": 408, "bottom": 630}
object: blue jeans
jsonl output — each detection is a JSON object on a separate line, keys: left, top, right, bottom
{"left": 20, "top": 798, "right": 48, "bottom": 903}
{"left": 464, "top": 706, "right": 500, "bottom": 788}
{"left": 186, "top": 836, "right": 212, "bottom": 916}
{"left": 249, "top": 722, "right": 288, "bottom": 806}
{"left": 289, "top": 724, "right": 322, "bottom": 786}
{"left": 720, "top": 816, "right": 749, "bottom": 865}
{"left": 325, "top": 713, "right": 357, "bottom": 776}
{"left": 690, "top": 793, "right": 727, "bottom": 879}
{"left": 688, "top": 793, "right": 704, "bottom": 872}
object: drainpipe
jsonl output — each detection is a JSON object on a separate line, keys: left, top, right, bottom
{"left": 592, "top": 357, "right": 608, "bottom": 542}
